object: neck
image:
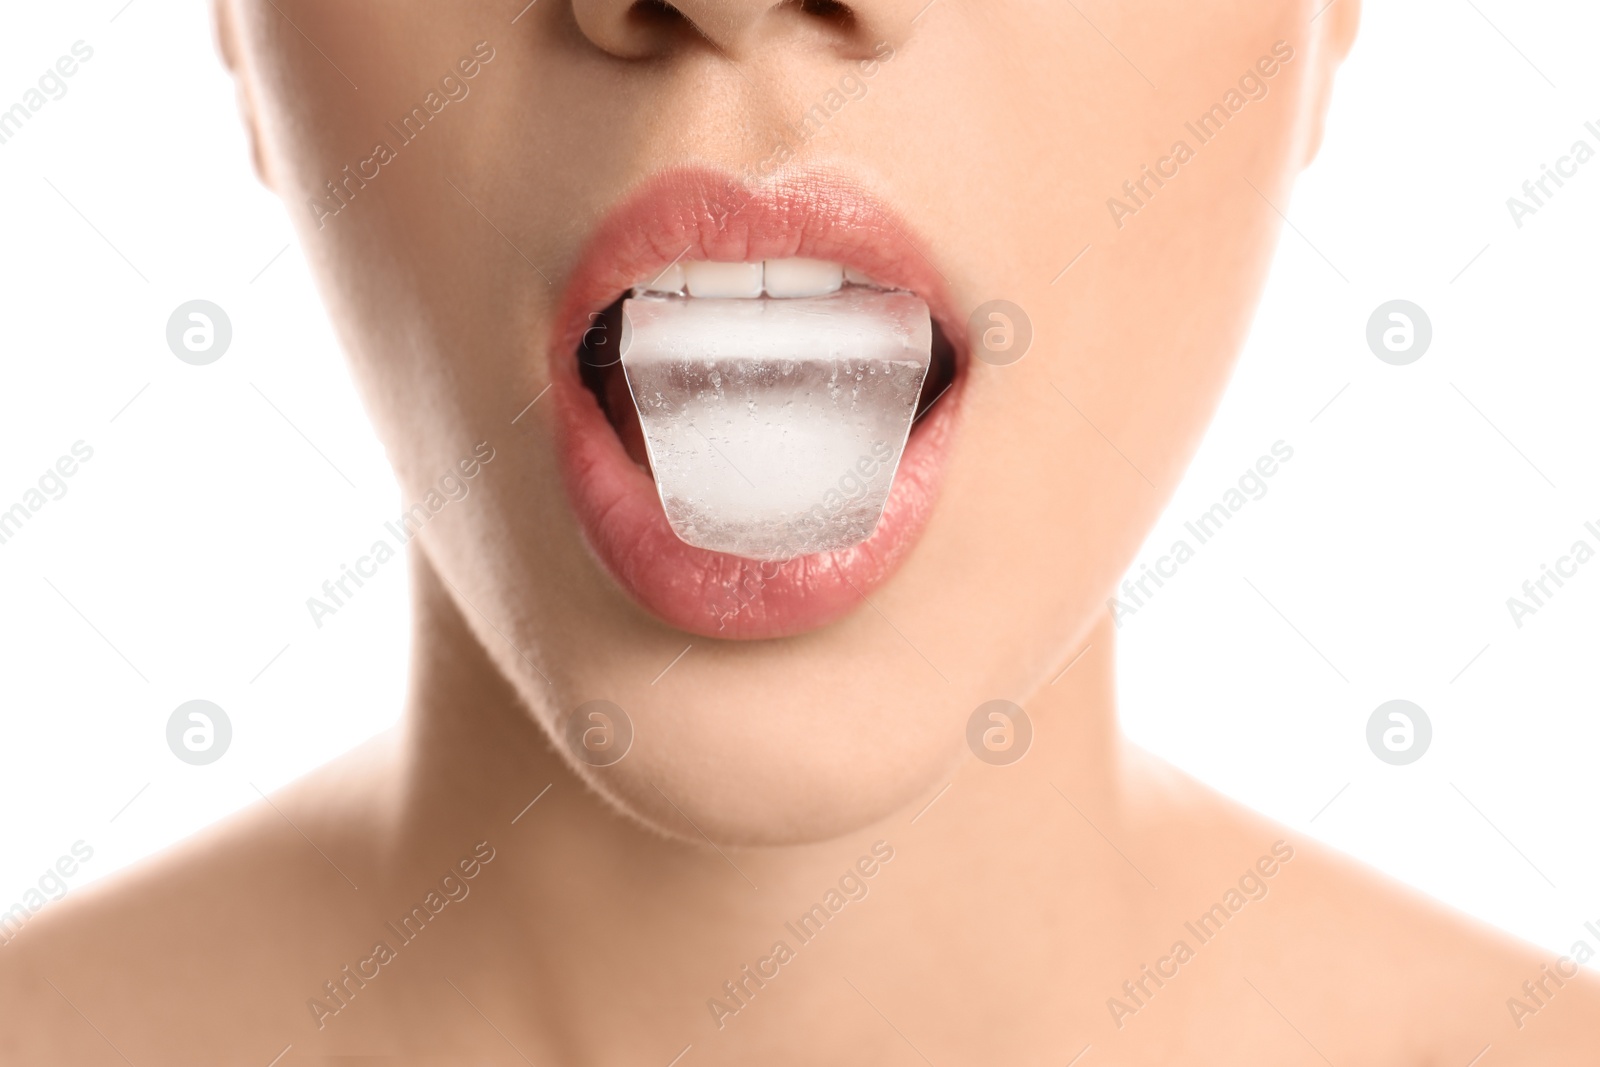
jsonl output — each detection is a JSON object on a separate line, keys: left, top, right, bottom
{"left": 392, "top": 548, "right": 1132, "bottom": 1057}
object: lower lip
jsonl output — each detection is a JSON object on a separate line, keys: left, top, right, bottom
{"left": 548, "top": 169, "right": 964, "bottom": 640}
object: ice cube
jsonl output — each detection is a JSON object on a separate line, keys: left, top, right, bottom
{"left": 619, "top": 288, "right": 933, "bottom": 560}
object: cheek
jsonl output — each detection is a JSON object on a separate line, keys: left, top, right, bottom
{"left": 828, "top": 1, "right": 1310, "bottom": 687}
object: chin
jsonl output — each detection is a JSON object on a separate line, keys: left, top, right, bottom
{"left": 542, "top": 671, "right": 967, "bottom": 847}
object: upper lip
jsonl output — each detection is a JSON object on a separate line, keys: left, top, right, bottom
{"left": 549, "top": 166, "right": 964, "bottom": 364}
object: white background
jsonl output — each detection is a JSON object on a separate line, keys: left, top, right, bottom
{"left": 1, "top": 0, "right": 1597, "bottom": 964}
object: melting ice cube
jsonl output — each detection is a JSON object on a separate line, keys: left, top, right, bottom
{"left": 619, "top": 288, "right": 933, "bottom": 560}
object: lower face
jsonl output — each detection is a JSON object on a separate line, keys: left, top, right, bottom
{"left": 233, "top": 0, "right": 1316, "bottom": 843}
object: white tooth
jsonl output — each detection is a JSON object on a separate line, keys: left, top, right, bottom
{"left": 845, "top": 267, "right": 888, "bottom": 289}
{"left": 763, "top": 258, "right": 844, "bottom": 298}
{"left": 637, "top": 261, "right": 685, "bottom": 294}
{"left": 683, "top": 260, "right": 764, "bottom": 298}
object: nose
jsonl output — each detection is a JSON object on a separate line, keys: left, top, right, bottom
{"left": 570, "top": 0, "right": 873, "bottom": 60}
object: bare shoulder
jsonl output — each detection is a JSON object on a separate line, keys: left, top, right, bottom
{"left": 0, "top": 734, "right": 400, "bottom": 1065}
{"left": 1122, "top": 748, "right": 1599, "bottom": 1064}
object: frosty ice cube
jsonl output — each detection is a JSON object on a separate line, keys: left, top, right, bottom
{"left": 619, "top": 288, "right": 933, "bottom": 560}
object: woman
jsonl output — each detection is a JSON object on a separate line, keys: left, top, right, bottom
{"left": 5, "top": 0, "right": 1594, "bottom": 1062}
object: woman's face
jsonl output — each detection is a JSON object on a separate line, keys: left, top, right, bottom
{"left": 221, "top": 0, "right": 1352, "bottom": 844}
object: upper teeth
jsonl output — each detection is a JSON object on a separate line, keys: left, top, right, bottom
{"left": 635, "top": 258, "right": 887, "bottom": 298}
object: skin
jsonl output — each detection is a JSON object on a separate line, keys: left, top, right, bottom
{"left": 3, "top": 0, "right": 1596, "bottom": 1062}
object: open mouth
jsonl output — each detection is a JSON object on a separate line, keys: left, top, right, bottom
{"left": 577, "top": 260, "right": 959, "bottom": 555}
{"left": 548, "top": 168, "right": 966, "bottom": 640}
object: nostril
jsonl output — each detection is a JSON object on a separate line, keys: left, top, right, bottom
{"left": 607, "top": 0, "right": 703, "bottom": 56}
{"left": 790, "top": 0, "right": 856, "bottom": 31}
{"left": 626, "top": 0, "right": 692, "bottom": 32}
{"left": 589, "top": 0, "right": 868, "bottom": 60}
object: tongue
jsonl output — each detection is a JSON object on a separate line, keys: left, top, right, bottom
{"left": 619, "top": 288, "right": 933, "bottom": 560}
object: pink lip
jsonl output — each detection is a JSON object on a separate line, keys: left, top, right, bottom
{"left": 548, "top": 167, "right": 965, "bottom": 640}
